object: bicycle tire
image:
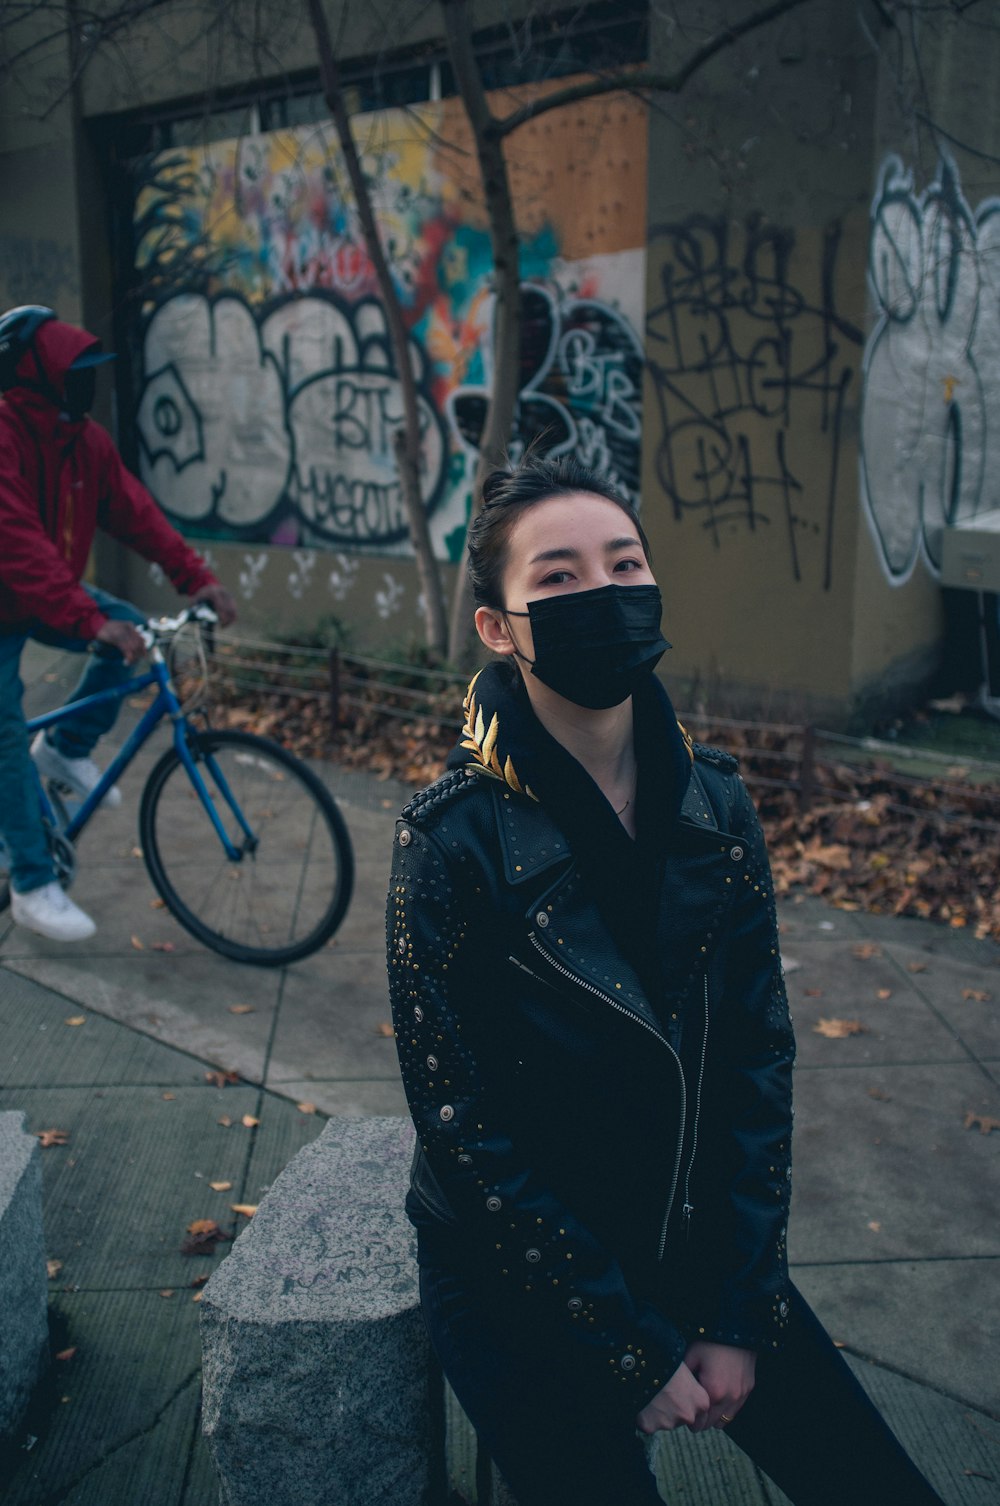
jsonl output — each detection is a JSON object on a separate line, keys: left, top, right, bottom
{"left": 139, "top": 729, "right": 353, "bottom": 965}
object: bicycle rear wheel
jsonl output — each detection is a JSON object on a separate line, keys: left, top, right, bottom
{"left": 139, "top": 729, "right": 353, "bottom": 965}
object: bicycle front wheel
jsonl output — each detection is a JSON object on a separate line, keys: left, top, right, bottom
{"left": 139, "top": 730, "right": 353, "bottom": 965}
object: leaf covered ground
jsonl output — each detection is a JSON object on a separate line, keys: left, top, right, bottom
{"left": 204, "top": 671, "right": 1000, "bottom": 943}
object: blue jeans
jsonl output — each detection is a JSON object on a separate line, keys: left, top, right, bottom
{"left": 419, "top": 1249, "right": 947, "bottom": 1506}
{"left": 0, "top": 587, "right": 145, "bottom": 894}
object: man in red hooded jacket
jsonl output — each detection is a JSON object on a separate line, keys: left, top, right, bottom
{"left": 0, "top": 305, "right": 236, "bottom": 941}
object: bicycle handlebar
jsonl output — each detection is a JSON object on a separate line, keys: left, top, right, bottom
{"left": 139, "top": 603, "right": 219, "bottom": 650}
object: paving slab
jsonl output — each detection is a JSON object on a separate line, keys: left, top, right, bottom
{"left": 1, "top": 972, "right": 211, "bottom": 1089}
{"left": 789, "top": 956, "right": 969, "bottom": 1067}
{"left": 0, "top": 1083, "right": 267, "bottom": 1290}
{"left": 845, "top": 1355, "right": 1000, "bottom": 1506}
{"left": 3, "top": 956, "right": 282, "bottom": 1083}
{"left": 791, "top": 1062, "right": 1000, "bottom": 1262}
{"left": 881, "top": 942, "right": 1000, "bottom": 1061}
{"left": 3, "top": 1290, "right": 204, "bottom": 1506}
{"left": 793, "top": 1260, "right": 1000, "bottom": 1419}
{"left": 254, "top": 1076, "right": 408, "bottom": 1117}
{"left": 267, "top": 954, "right": 397, "bottom": 1083}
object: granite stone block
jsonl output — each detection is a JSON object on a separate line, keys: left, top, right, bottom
{"left": 200, "top": 1116, "right": 432, "bottom": 1506}
{"left": 0, "top": 1111, "right": 48, "bottom": 1440}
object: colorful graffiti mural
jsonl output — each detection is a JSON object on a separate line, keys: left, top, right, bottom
{"left": 131, "top": 91, "right": 649, "bottom": 559}
{"left": 861, "top": 152, "right": 1000, "bottom": 585}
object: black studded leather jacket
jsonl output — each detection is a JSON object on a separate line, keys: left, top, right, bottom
{"left": 387, "top": 722, "right": 794, "bottom": 1419}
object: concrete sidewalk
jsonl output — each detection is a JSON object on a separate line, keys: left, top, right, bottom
{"left": 2, "top": 641, "right": 999, "bottom": 1504}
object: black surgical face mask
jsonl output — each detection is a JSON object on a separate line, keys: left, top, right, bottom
{"left": 505, "top": 583, "right": 670, "bottom": 709}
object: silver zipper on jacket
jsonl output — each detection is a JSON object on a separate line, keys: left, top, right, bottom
{"left": 519, "top": 935, "right": 688, "bottom": 1264}
{"left": 681, "top": 973, "right": 710, "bottom": 1240}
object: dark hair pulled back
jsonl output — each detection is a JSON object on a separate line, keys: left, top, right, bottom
{"left": 466, "top": 452, "right": 650, "bottom": 609}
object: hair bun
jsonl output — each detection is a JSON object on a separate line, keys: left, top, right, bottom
{"left": 481, "top": 469, "right": 509, "bottom": 507}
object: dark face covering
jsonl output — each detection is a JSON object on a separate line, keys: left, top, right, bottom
{"left": 505, "top": 583, "right": 670, "bottom": 709}
{"left": 60, "top": 365, "right": 97, "bottom": 422}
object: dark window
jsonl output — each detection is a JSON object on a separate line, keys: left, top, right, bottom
{"left": 94, "top": 0, "right": 648, "bottom": 151}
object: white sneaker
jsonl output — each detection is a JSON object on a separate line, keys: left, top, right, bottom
{"left": 11, "top": 881, "right": 96, "bottom": 941}
{"left": 31, "top": 733, "right": 122, "bottom": 810}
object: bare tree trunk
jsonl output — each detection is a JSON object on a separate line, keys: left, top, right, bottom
{"left": 306, "top": 0, "right": 449, "bottom": 658}
{"left": 441, "top": 0, "right": 523, "bottom": 664}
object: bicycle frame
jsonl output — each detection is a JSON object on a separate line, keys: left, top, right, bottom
{"left": 28, "top": 647, "right": 253, "bottom": 862}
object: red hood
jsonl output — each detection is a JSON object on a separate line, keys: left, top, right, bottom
{"left": 2, "top": 320, "right": 103, "bottom": 438}
{"left": 24, "top": 319, "right": 101, "bottom": 396}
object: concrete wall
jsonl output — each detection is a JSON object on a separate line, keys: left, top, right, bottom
{"left": 850, "top": 11, "right": 1000, "bottom": 708}
{"left": 641, "top": 0, "right": 874, "bottom": 719}
{"left": 126, "top": 537, "right": 460, "bottom": 653}
{"left": 0, "top": 17, "right": 84, "bottom": 323}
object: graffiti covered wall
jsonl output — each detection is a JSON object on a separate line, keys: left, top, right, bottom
{"left": 861, "top": 152, "right": 1000, "bottom": 585}
{"left": 130, "top": 87, "right": 649, "bottom": 588}
{"left": 646, "top": 214, "right": 863, "bottom": 593}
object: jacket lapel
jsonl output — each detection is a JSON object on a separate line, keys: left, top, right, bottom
{"left": 494, "top": 766, "right": 746, "bottom": 1030}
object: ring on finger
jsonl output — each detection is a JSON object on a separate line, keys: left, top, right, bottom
{"left": 719, "top": 1413, "right": 733, "bottom": 1425}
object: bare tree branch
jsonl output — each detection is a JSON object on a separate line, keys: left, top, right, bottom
{"left": 492, "top": 0, "right": 820, "bottom": 137}
{"left": 440, "top": 0, "right": 523, "bottom": 662}
{"left": 913, "top": 111, "right": 1000, "bottom": 167}
{"left": 306, "top": 0, "right": 449, "bottom": 657}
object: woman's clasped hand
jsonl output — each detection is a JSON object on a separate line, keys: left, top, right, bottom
{"left": 637, "top": 1342, "right": 756, "bottom": 1435}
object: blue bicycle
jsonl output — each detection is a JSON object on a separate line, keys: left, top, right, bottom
{"left": 1, "top": 605, "right": 354, "bottom": 966}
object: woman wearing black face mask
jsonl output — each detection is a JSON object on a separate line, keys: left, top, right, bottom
{"left": 386, "top": 455, "right": 945, "bottom": 1506}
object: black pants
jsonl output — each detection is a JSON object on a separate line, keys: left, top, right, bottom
{"left": 420, "top": 1255, "right": 947, "bottom": 1506}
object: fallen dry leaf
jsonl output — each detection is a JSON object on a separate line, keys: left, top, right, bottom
{"left": 814, "top": 1017, "right": 869, "bottom": 1039}
{"left": 231, "top": 1203, "right": 258, "bottom": 1218}
{"left": 192, "top": 1291, "right": 204, "bottom": 1303}
{"left": 296, "top": 1101, "right": 317, "bottom": 1115}
{"left": 867, "top": 1220, "right": 882, "bottom": 1233}
{"left": 962, "top": 988, "right": 992, "bottom": 1003}
{"left": 162, "top": 1093, "right": 176, "bottom": 1102}
{"left": 374, "top": 1021, "right": 395, "bottom": 1037}
{"left": 852, "top": 942, "right": 882, "bottom": 960}
{"left": 46, "top": 1259, "right": 63, "bottom": 1280}
{"left": 228, "top": 1004, "right": 254, "bottom": 1015}
{"left": 36, "top": 1128, "right": 69, "bottom": 1147}
{"left": 868, "top": 1086, "right": 891, "bottom": 1102}
{"left": 181, "top": 1219, "right": 232, "bottom": 1255}
{"left": 209, "top": 1180, "right": 233, "bottom": 1192}
{"left": 131, "top": 846, "right": 143, "bottom": 859}
{"left": 64, "top": 1016, "right": 86, "bottom": 1028}
{"left": 964, "top": 1112, "right": 1000, "bottom": 1136}
{"left": 217, "top": 1115, "right": 232, "bottom": 1128}
{"left": 906, "top": 960, "right": 928, "bottom": 973}
{"left": 876, "top": 988, "right": 893, "bottom": 1000}
{"left": 190, "top": 1273, "right": 210, "bottom": 1288}
{"left": 55, "top": 1347, "right": 77, "bottom": 1362}
{"left": 130, "top": 934, "right": 144, "bottom": 951}
{"left": 241, "top": 1114, "right": 260, "bottom": 1129}
{"left": 205, "top": 1070, "right": 240, "bottom": 1088}
{"left": 149, "top": 897, "right": 166, "bottom": 909}
{"left": 159, "top": 1289, "right": 175, "bottom": 1299}
{"left": 152, "top": 941, "right": 176, "bottom": 953}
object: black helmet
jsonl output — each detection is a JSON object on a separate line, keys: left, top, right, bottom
{"left": 0, "top": 305, "right": 57, "bottom": 391}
